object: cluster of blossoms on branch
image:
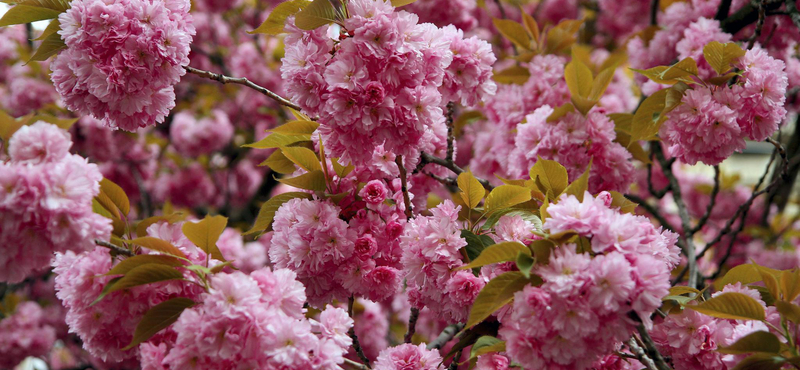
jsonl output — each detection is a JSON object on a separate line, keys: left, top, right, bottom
{"left": 281, "top": 0, "right": 495, "bottom": 165}
{"left": 52, "top": 0, "right": 195, "bottom": 131}
{"left": 0, "top": 122, "right": 110, "bottom": 283}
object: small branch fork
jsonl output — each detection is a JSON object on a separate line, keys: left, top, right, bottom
{"left": 347, "top": 297, "right": 372, "bottom": 369}
{"left": 94, "top": 239, "right": 134, "bottom": 257}
{"left": 183, "top": 66, "right": 301, "bottom": 111}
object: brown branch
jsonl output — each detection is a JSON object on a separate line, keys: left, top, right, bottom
{"left": 690, "top": 166, "right": 720, "bottom": 235}
{"left": 654, "top": 146, "right": 699, "bottom": 289}
{"left": 445, "top": 102, "right": 456, "bottom": 163}
{"left": 715, "top": 0, "right": 733, "bottom": 20}
{"left": 746, "top": 0, "right": 767, "bottom": 50}
{"left": 183, "top": 66, "right": 301, "bottom": 111}
{"left": 348, "top": 297, "right": 372, "bottom": 368}
{"left": 417, "top": 152, "right": 494, "bottom": 190}
{"left": 627, "top": 338, "right": 661, "bottom": 370}
{"left": 94, "top": 239, "right": 134, "bottom": 257}
{"left": 650, "top": 0, "right": 659, "bottom": 25}
{"left": 624, "top": 194, "right": 679, "bottom": 234}
{"left": 427, "top": 323, "right": 464, "bottom": 350}
{"left": 396, "top": 156, "right": 414, "bottom": 220}
{"left": 404, "top": 307, "right": 420, "bottom": 343}
{"left": 631, "top": 313, "right": 673, "bottom": 370}
{"left": 721, "top": 0, "right": 784, "bottom": 35}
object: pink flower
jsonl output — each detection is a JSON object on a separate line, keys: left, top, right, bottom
{"left": 360, "top": 180, "right": 390, "bottom": 205}
{"left": 169, "top": 110, "right": 234, "bottom": 156}
{"left": 8, "top": 121, "right": 72, "bottom": 164}
{"left": 0, "top": 301, "right": 57, "bottom": 369}
{"left": 52, "top": 0, "right": 195, "bottom": 131}
{"left": 373, "top": 343, "right": 445, "bottom": 370}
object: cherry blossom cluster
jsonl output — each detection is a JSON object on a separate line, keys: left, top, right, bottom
{"left": 661, "top": 48, "right": 788, "bottom": 165}
{"left": 51, "top": 0, "right": 195, "bottom": 131}
{"left": 651, "top": 283, "right": 774, "bottom": 370}
{"left": 281, "top": 0, "right": 495, "bottom": 165}
{"left": 498, "top": 192, "right": 680, "bottom": 369}
{"left": 52, "top": 221, "right": 207, "bottom": 364}
{"left": 169, "top": 110, "right": 233, "bottom": 156}
{"left": 0, "top": 122, "right": 111, "bottom": 283}
{"left": 512, "top": 105, "right": 636, "bottom": 193}
{"left": 0, "top": 301, "right": 57, "bottom": 369}
{"left": 400, "top": 200, "right": 486, "bottom": 323}
{"left": 269, "top": 189, "right": 406, "bottom": 307}
{"left": 373, "top": 343, "right": 444, "bottom": 370}
{"left": 150, "top": 269, "right": 352, "bottom": 370}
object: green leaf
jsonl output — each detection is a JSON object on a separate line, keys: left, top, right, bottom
{"left": 243, "top": 133, "right": 310, "bottom": 149}
{"left": 516, "top": 252, "right": 534, "bottom": 278}
{"left": 780, "top": 269, "right": 800, "bottom": 302}
{"left": 714, "top": 264, "right": 780, "bottom": 290}
{"left": 588, "top": 67, "right": 615, "bottom": 101}
{"left": 484, "top": 185, "right": 531, "bottom": 215}
{"left": 105, "top": 255, "right": 185, "bottom": 276}
{"left": 294, "top": 0, "right": 340, "bottom": 30}
{"left": 34, "top": 18, "right": 59, "bottom": 40}
{"left": 261, "top": 149, "right": 297, "bottom": 174}
{"left": 687, "top": 292, "right": 766, "bottom": 321}
{"left": 531, "top": 239, "right": 555, "bottom": 264}
{"left": 492, "top": 65, "right": 530, "bottom": 85}
{"left": 269, "top": 119, "right": 319, "bottom": 135}
{"left": 90, "top": 276, "right": 122, "bottom": 305}
{"left": 756, "top": 264, "right": 780, "bottom": 301}
{"left": 731, "top": 354, "right": 786, "bottom": 370}
{"left": 718, "top": 331, "right": 780, "bottom": 355}
{"left": 564, "top": 59, "right": 593, "bottom": 99}
{"left": 245, "top": 192, "right": 312, "bottom": 235}
{"left": 390, "top": 0, "right": 417, "bottom": 6}
{"left": 492, "top": 18, "right": 531, "bottom": 50}
{"left": 0, "top": 4, "right": 61, "bottom": 27}
{"left": 278, "top": 170, "right": 327, "bottom": 191}
{"left": 461, "top": 230, "right": 496, "bottom": 262}
{"left": 564, "top": 160, "right": 591, "bottom": 201}
{"left": 249, "top": 0, "right": 311, "bottom": 35}
{"left": 546, "top": 103, "right": 575, "bottom": 123}
{"left": 661, "top": 57, "right": 699, "bottom": 80}
{"left": 775, "top": 300, "right": 800, "bottom": 323}
{"left": 97, "top": 178, "right": 131, "bottom": 219}
{"left": 529, "top": 158, "right": 568, "bottom": 198}
{"left": 703, "top": 41, "right": 746, "bottom": 76}
{"left": 458, "top": 241, "right": 530, "bottom": 270}
{"left": 630, "top": 88, "right": 668, "bottom": 142}
{"left": 457, "top": 171, "right": 485, "bottom": 209}
{"left": 106, "top": 264, "right": 185, "bottom": 294}
{"left": 521, "top": 11, "right": 539, "bottom": 47}
{"left": 0, "top": 110, "right": 26, "bottom": 146}
{"left": 669, "top": 286, "right": 701, "bottom": 296}
{"left": 28, "top": 29, "right": 66, "bottom": 62}
{"left": 609, "top": 112, "right": 633, "bottom": 134}
{"left": 469, "top": 336, "right": 505, "bottom": 361}
{"left": 609, "top": 191, "right": 637, "bottom": 213}
{"left": 128, "top": 237, "right": 188, "bottom": 259}
{"left": 466, "top": 271, "right": 530, "bottom": 328}
{"left": 280, "top": 146, "right": 322, "bottom": 172}
{"left": 122, "top": 297, "right": 195, "bottom": 350}
{"left": 182, "top": 215, "right": 228, "bottom": 261}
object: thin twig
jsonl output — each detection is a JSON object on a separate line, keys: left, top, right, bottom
{"left": 715, "top": 0, "right": 733, "bottom": 20}
{"left": 493, "top": 0, "right": 508, "bottom": 19}
{"left": 348, "top": 297, "right": 372, "bottom": 368}
{"left": 627, "top": 337, "right": 660, "bottom": 370}
{"left": 94, "top": 239, "right": 134, "bottom": 257}
{"left": 396, "top": 156, "right": 414, "bottom": 220}
{"left": 631, "top": 314, "right": 672, "bottom": 370}
{"left": 448, "top": 349, "right": 463, "bottom": 370}
{"left": 427, "top": 323, "right": 464, "bottom": 350}
{"left": 183, "top": 66, "right": 301, "bottom": 111}
{"left": 746, "top": 0, "right": 767, "bottom": 50}
{"left": 654, "top": 146, "right": 699, "bottom": 289}
{"left": 624, "top": 194, "right": 679, "bottom": 234}
{"left": 417, "top": 152, "right": 494, "bottom": 190}
{"left": 445, "top": 102, "right": 456, "bottom": 163}
{"left": 650, "top": 0, "right": 659, "bottom": 25}
{"left": 404, "top": 307, "right": 420, "bottom": 343}
{"left": 344, "top": 358, "right": 369, "bottom": 370}
{"left": 691, "top": 166, "right": 720, "bottom": 235}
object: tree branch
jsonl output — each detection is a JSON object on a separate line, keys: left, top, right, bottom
{"left": 746, "top": 0, "right": 767, "bottom": 50}
{"left": 183, "top": 66, "right": 301, "bottom": 111}
{"left": 445, "top": 102, "right": 456, "bottom": 163}
{"left": 427, "top": 323, "right": 464, "bottom": 350}
{"left": 715, "top": 0, "right": 733, "bottom": 20}
{"left": 348, "top": 297, "right": 372, "bottom": 368}
{"left": 416, "top": 152, "right": 494, "bottom": 190}
{"left": 650, "top": 0, "right": 659, "bottom": 25}
{"left": 404, "top": 307, "right": 420, "bottom": 343}
{"left": 94, "top": 239, "right": 134, "bottom": 257}
{"left": 690, "top": 165, "right": 720, "bottom": 235}
{"left": 396, "top": 156, "right": 414, "bottom": 220}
